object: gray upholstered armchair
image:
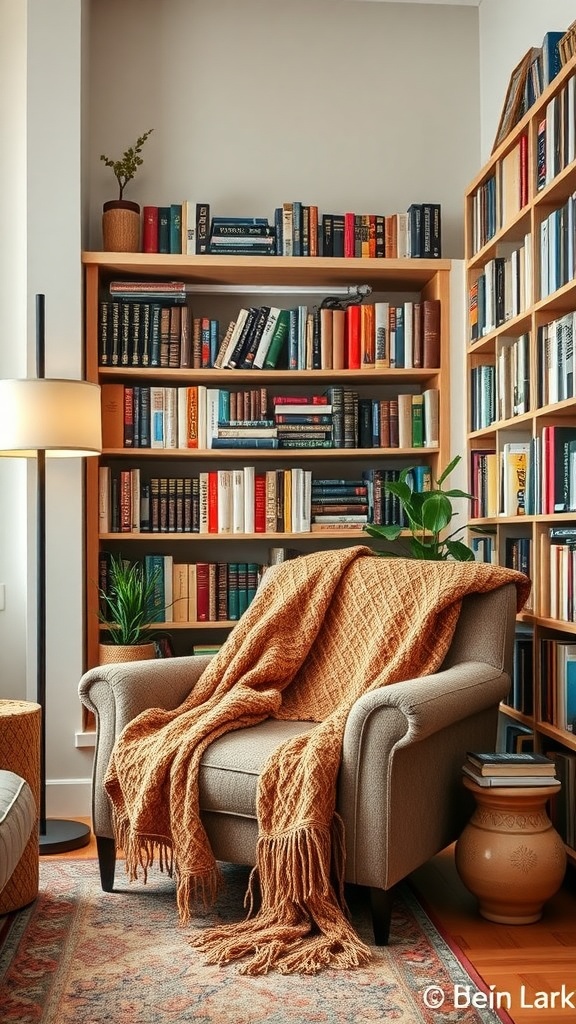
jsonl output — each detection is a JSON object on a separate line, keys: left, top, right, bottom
{"left": 79, "top": 581, "right": 517, "bottom": 944}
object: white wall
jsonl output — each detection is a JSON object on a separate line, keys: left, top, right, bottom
{"left": 0, "top": 0, "right": 94, "bottom": 816}
{"left": 479, "top": 0, "right": 576, "bottom": 162}
{"left": 0, "top": 1, "right": 29, "bottom": 697}
{"left": 1, "top": 0, "right": 569, "bottom": 818}
{"left": 87, "top": 0, "right": 481, "bottom": 260}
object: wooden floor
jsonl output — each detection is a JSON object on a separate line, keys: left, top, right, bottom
{"left": 50, "top": 822, "right": 576, "bottom": 1023}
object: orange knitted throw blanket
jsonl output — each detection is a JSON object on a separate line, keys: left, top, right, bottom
{"left": 104, "top": 547, "right": 530, "bottom": 974}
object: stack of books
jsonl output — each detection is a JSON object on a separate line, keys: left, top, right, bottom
{"left": 208, "top": 217, "right": 276, "bottom": 256}
{"left": 462, "top": 751, "right": 561, "bottom": 787}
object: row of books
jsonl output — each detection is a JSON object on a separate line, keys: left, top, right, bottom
{"left": 272, "top": 203, "right": 442, "bottom": 260}
{"left": 98, "top": 465, "right": 433, "bottom": 535}
{"left": 540, "top": 638, "right": 576, "bottom": 733}
{"left": 539, "top": 193, "right": 576, "bottom": 299}
{"left": 461, "top": 751, "right": 559, "bottom": 788}
{"left": 99, "top": 290, "right": 441, "bottom": 372}
{"left": 502, "top": 625, "right": 534, "bottom": 716}
{"left": 139, "top": 202, "right": 443, "bottom": 259}
{"left": 468, "top": 234, "right": 532, "bottom": 341}
{"left": 547, "top": 747, "right": 576, "bottom": 850}
{"left": 470, "top": 427, "right": 576, "bottom": 519}
{"left": 100, "top": 552, "right": 265, "bottom": 624}
{"left": 537, "top": 313, "right": 576, "bottom": 407}
{"left": 141, "top": 203, "right": 208, "bottom": 256}
{"left": 470, "top": 534, "right": 532, "bottom": 609}
{"left": 469, "top": 338, "right": 530, "bottom": 432}
{"left": 523, "top": 30, "right": 565, "bottom": 116}
{"left": 468, "top": 140, "right": 529, "bottom": 255}
{"left": 537, "top": 66, "right": 576, "bottom": 192}
{"left": 548, "top": 526, "right": 576, "bottom": 623}
{"left": 101, "top": 383, "right": 441, "bottom": 452}
{"left": 470, "top": 534, "right": 498, "bottom": 564}
{"left": 469, "top": 311, "right": 576, "bottom": 435}
{"left": 499, "top": 721, "right": 534, "bottom": 754}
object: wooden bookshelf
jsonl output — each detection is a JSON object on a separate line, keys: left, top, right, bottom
{"left": 464, "top": 52, "right": 576, "bottom": 864}
{"left": 83, "top": 252, "right": 451, "bottom": 670}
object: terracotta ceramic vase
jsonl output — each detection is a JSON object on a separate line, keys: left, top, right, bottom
{"left": 98, "top": 642, "right": 156, "bottom": 665}
{"left": 455, "top": 776, "right": 567, "bottom": 924}
{"left": 102, "top": 200, "right": 141, "bottom": 252}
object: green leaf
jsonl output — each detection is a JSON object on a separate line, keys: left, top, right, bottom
{"left": 408, "top": 537, "right": 445, "bottom": 560}
{"left": 421, "top": 493, "right": 452, "bottom": 533}
{"left": 363, "top": 523, "right": 403, "bottom": 541}
{"left": 442, "top": 488, "right": 473, "bottom": 499}
{"left": 437, "top": 454, "right": 461, "bottom": 485}
{"left": 384, "top": 480, "right": 412, "bottom": 504}
{"left": 445, "top": 539, "right": 476, "bottom": 561}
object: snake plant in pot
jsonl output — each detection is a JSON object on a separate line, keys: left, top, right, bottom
{"left": 363, "top": 456, "right": 476, "bottom": 561}
{"left": 97, "top": 555, "right": 160, "bottom": 664}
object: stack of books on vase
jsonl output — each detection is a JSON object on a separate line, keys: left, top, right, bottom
{"left": 462, "top": 751, "right": 560, "bottom": 787}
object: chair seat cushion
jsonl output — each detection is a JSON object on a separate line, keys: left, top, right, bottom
{"left": 0, "top": 769, "right": 36, "bottom": 894}
{"left": 199, "top": 719, "right": 315, "bottom": 819}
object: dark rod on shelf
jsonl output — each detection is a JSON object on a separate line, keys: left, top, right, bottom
{"left": 35, "top": 293, "right": 90, "bottom": 854}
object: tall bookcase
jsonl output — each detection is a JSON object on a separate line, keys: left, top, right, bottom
{"left": 83, "top": 251, "right": 451, "bottom": 674}
{"left": 464, "top": 53, "right": 576, "bottom": 862}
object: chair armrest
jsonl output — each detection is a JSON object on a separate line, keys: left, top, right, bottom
{"left": 79, "top": 655, "right": 212, "bottom": 731}
{"left": 344, "top": 661, "right": 510, "bottom": 753}
{"left": 339, "top": 661, "right": 510, "bottom": 889}
{"left": 78, "top": 655, "right": 212, "bottom": 839}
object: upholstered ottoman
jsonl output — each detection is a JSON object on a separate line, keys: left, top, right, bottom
{"left": 0, "top": 700, "right": 41, "bottom": 912}
{"left": 0, "top": 770, "right": 37, "bottom": 907}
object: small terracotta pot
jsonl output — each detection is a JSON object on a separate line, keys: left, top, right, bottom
{"left": 98, "top": 642, "right": 156, "bottom": 665}
{"left": 102, "top": 200, "right": 141, "bottom": 252}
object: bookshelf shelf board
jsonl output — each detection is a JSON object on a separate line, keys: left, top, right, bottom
{"left": 102, "top": 447, "right": 439, "bottom": 460}
{"left": 100, "top": 621, "right": 236, "bottom": 632}
{"left": 534, "top": 277, "right": 576, "bottom": 313}
{"left": 536, "top": 616, "right": 576, "bottom": 632}
{"left": 467, "top": 313, "right": 532, "bottom": 354}
{"left": 82, "top": 251, "right": 451, "bottom": 291}
{"left": 100, "top": 530, "right": 370, "bottom": 542}
{"left": 532, "top": 720, "right": 576, "bottom": 751}
{"left": 98, "top": 367, "right": 441, "bottom": 385}
{"left": 500, "top": 705, "right": 534, "bottom": 727}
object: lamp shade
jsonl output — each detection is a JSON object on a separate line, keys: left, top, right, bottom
{"left": 0, "top": 379, "right": 101, "bottom": 457}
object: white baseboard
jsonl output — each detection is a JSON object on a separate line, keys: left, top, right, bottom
{"left": 46, "top": 779, "right": 92, "bottom": 819}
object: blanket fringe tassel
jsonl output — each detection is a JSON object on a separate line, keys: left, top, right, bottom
{"left": 189, "top": 819, "right": 372, "bottom": 974}
{"left": 114, "top": 813, "right": 220, "bottom": 924}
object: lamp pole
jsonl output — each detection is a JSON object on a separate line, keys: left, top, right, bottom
{"left": 36, "top": 294, "right": 47, "bottom": 836}
{"left": 34, "top": 294, "right": 91, "bottom": 854}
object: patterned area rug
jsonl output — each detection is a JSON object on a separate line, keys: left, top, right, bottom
{"left": 0, "top": 859, "right": 510, "bottom": 1024}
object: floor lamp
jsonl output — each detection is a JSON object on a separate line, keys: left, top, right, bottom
{"left": 0, "top": 294, "right": 102, "bottom": 854}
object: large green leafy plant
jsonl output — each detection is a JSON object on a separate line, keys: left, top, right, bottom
{"left": 363, "top": 456, "right": 475, "bottom": 561}
{"left": 100, "top": 129, "right": 154, "bottom": 201}
{"left": 98, "top": 555, "right": 160, "bottom": 645}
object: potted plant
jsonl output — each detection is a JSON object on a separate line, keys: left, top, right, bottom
{"left": 363, "top": 456, "right": 476, "bottom": 561}
{"left": 97, "top": 554, "right": 160, "bottom": 664}
{"left": 100, "top": 129, "right": 154, "bottom": 252}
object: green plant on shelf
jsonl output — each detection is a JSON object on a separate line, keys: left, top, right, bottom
{"left": 98, "top": 555, "right": 161, "bottom": 645}
{"left": 100, "top": 129, "right": 154, "bottom": 201}
{"left": 363, "top": 455, "right": 475, "bottom": 561}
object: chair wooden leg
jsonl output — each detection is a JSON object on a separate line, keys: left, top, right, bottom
{"left": 96, "top": 835, "right": 117, "bottom": 892}
{"left": 370, "top": 886, "right": 394, "bottom": 945}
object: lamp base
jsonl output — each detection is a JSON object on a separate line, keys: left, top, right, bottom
{"left": 39, "top": 819, "right": 91, "bottom": 855}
